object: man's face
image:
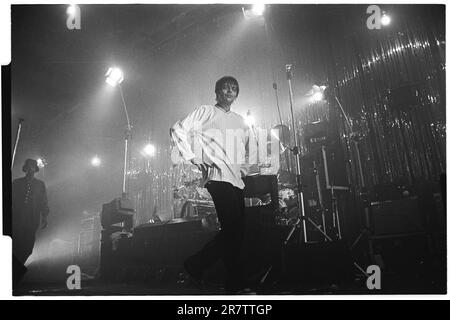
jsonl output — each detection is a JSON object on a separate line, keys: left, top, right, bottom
{"left": 217, "top": 81, "right": 238, "bottom": 107}
{"left": 25, "top": 165, "right": 37, "bottom": 176}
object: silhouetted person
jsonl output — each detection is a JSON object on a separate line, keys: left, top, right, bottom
{"left": 12, "top": 159, "right": 49, "bottom": 285}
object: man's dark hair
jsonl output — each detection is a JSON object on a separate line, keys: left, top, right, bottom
{"left": 215, "top": 76, "right": 239, "bottom": 97}
{"left": 22, "top": 158, "right": 39, "bottom": 173}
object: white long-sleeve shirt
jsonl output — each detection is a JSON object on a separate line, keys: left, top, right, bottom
{"left": 170, "top": 104, "right": 256, "bottom": 189}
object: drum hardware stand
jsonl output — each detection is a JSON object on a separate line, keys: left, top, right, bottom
{"left": 320, "top": 145, "right": 347, "bottom": 240}
{"left": 277, "top": 147, "right": 331, "bottom": 242}
{"left": 349, "top": 187, "right": 375, "bottom": 264}
{"left": 332, "top": 95, "right": 375, "bottom": 272}
{"left": 330, "top": 187, "right": 342, "bottom": 240}
{"left": 312, "top": 159, "right": 329, "bottom": 241}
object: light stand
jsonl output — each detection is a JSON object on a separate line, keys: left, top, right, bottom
{"left": 98, "top": 69, "right": 136, "bottom": 281}
{"left": 118, "top": 84, "right": 132, "bottom": 198}
{"left": 11, "top": 118, "right": 24, "bottom": 170}
{"left": 101, "top": 68, "right": 135, "bottom": 232}
{"left": 115, "top": 83, "right": 135, "bottom": 232}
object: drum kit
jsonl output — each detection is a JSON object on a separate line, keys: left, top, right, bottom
{"left": 172, "top": 171, "right": 216, "bottom": 225}
{"left": 273, "top": 120, "right": 348, "bottom": 243}
{"left": 172, "top": 155, "right": 334, "bottom": 238}
{"left": 173, "top": 177, "right": 211, "bottom": 202}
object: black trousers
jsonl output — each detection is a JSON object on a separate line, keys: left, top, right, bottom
{"left": 12, "top": 208, "right": 38, "bottom": 265}
{"left": 187, "top": 181, "right": 246, "bottom": 291}
{"left": 12, "top": 207, "right": 38, "bottom": 287}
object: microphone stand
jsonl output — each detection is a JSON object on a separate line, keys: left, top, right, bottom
{"left": 284, "top": 64, "right": 308, "bottom": 244}
{"left": 272, "top": 83, "right": 291, "bottom": 174}
{"left": 259, "top": 65, "right": 332, "bottom": 289}
{"left": 283, "top": 65, "right": 332, "bottom": 245}
{"left": 262, "top": 15, "right": 291, "bottom": 176}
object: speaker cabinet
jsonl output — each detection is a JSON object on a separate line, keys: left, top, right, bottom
{"left": 369, "top": 197, "right": 424, "bottom": 236}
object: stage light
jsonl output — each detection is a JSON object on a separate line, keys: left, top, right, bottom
{"left": 251, "top": 4, "right": 265, "bottom": 16}
{"left": 142, "top": 144, "right": 156, "bottom": 157}
{"left": 244, "top": 110, "right": 255, "bottom": 127}
{"left": 311, "top": 92, "right": 324, "bottom": 102}
{"left": 242, "top": 4, "right": 266, "bottom": 19}
{"left": 105, "top": 67, "right": 124, "bottom": 87}
{"left": 91, "top": 156, "right": 101, "bottom": 167}
{"left": 66, "top": 5, "right": 77, "bottom": 16}
{"left": 308, "top": 85, "right": 327, "bottom": 103}
{"left": 381, "top": 13, "right": 391, "bottom": 26}
{"left": 36, "top": 157, "right": 46, "bottom": 169}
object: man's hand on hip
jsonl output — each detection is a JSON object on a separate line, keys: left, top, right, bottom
{"left": 190, "top": 158, "right": 212, "bottom": 178}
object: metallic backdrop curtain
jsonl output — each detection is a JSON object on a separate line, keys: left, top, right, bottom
{"left": 324, "top": 5, "right": 445, "bottom": 189}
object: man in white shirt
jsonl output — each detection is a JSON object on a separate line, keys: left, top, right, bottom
{"left": 170, "top": 76, "right": 254, "bottom": 293}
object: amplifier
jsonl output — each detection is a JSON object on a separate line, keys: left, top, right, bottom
{"left": 304, "top": 120, "right": 329, "bottom": 150}
{"left": 369, "top": 196, "right": 424, "bottom": 236}
{"left": 101, "top": 197, "right": 135, "bottom": 229}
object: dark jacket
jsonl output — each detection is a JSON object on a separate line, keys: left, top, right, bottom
{"left": 12, "top": 177, "right": 49, "bottom": 229}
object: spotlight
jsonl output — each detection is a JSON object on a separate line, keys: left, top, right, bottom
{"left": 242, "top": 3, "right": 266, "bottom": 18}
{"left": 311, "top": 92, "right": 324, "bottom": 102}
{"left": 91, "top": 156, "right": 101, "bottom": 167}
{"left": 251, "top": 4, "right": 265, "bottom": 16}
{"left": 309, "top": 84, "right": 327, "bottom": 103}
{"left": 66, "top": 5, "right": 77, "bottom": 16}
{"left": 381, "top": 13, "right": 391, "bottom": 26}
{"left": 142, "top": 144, "right": 156, "bottom": 157}
{"left": 105, "top": 67, "right": 124, "bottom": 87}
{"left": 244, "top": 110, "right": 255, "bottom": 127}
{"left": 36, "top": 157, "right": 47, "bottom": 169}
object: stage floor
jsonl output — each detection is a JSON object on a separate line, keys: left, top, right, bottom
{"left": 14, "top": 272, "right": 445, "bottom": 296}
